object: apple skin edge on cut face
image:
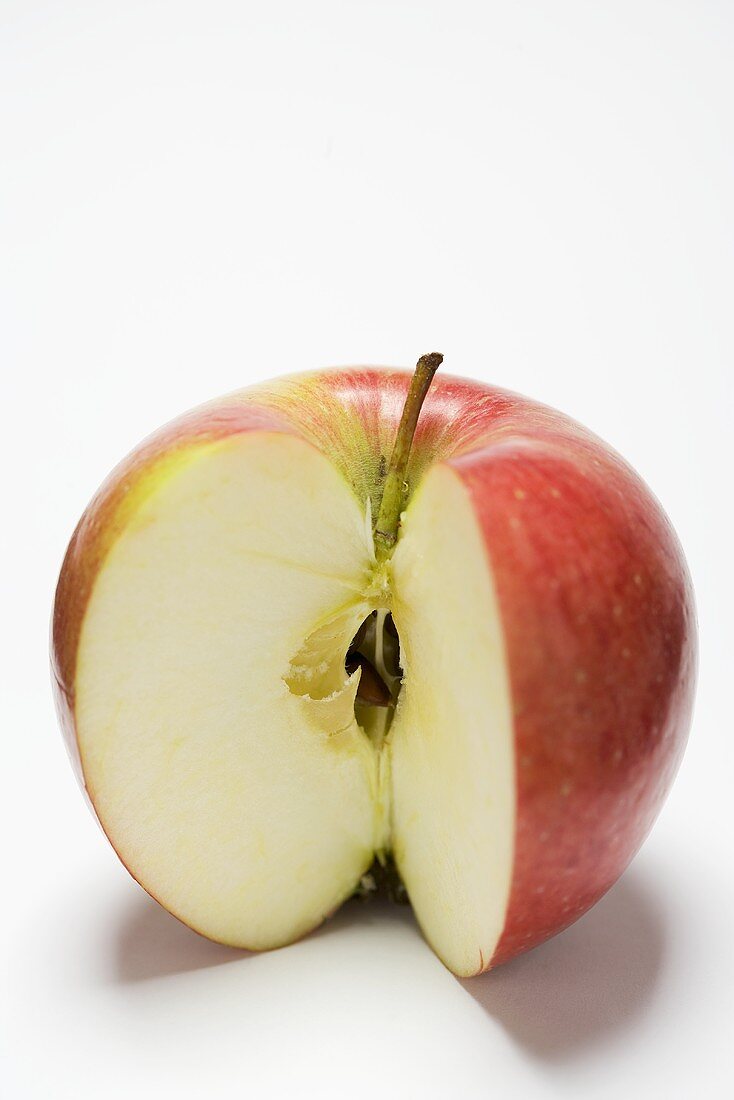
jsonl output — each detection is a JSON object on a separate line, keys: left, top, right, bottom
{"left": 52, "top": 355, "right": 696, "bottom": 977}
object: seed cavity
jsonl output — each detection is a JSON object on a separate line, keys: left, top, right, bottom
{"left": 285, "top": 607, "right": 403, "bottom": 745}
{"left": 346, "top": 653, "right": 391, "bottom": 706}
{"left": 345, "top": 609, "right": 403, "bottom": 741}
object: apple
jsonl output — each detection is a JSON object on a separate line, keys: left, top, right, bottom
{"left": 52, "top": 355, "right": 696, "bottom": 976}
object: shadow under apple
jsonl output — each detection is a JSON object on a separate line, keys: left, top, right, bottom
{"left": 114, "top": 888, "right": 414, "bottom": 984}
{"left": 114, "top": 864, "right": 666, "bottom": 1065}
{"left": 115, "top": 891, "right": 248, "bottom": 983}
{"left": 459, "top": 868, "right": 667, "bottom": 1061}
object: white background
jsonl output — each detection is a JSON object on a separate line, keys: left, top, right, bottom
{"left": 1, "top": 2, "right": 732, "bottom": 1097}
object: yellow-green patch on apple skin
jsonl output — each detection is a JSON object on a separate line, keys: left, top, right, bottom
{"left": 52, "top": 367, "right": 696, "bottom": 972}
{"left": 52, "top": 399, "right": 298, "bottom": 792}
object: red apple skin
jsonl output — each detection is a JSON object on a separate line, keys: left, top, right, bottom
{"left": 52, "top": 368, "right": 696, "bottom": 970}
{"left": 451, "top": 435, "right": 694, "bottom": 969}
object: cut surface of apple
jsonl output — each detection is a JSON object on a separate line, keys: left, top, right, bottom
{"left": 73, "top": 430, "right": 513, "bottom": 971}
{"left": 390, "top": 465, "right": 514, "bottom": 976}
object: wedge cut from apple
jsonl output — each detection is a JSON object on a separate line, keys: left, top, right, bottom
{"left": 53, "top": 358, "right": 695, "bottom": 975}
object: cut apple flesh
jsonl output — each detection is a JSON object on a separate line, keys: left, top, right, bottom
{"left": 390, "top": 466, "right": 515, "bottom": 975}
{"left": 74, "top": 432, "right": 514, "bottom": 974}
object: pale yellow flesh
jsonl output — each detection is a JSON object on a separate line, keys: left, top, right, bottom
{"left": 390, "top": 466, "right": 515, "bottom": 976}
{"left": 75, "top": 433, "right": 514, "bottom": 970}
{"left": 76, "top": 435, "right": 377, "bottom": 950}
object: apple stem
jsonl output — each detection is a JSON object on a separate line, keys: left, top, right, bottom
{"left": 374, "top": 352, "right": 443, "bottom": 560}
